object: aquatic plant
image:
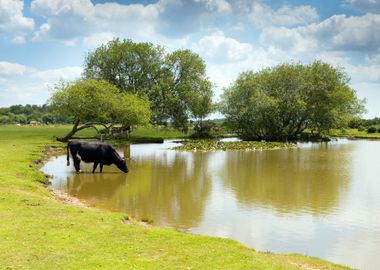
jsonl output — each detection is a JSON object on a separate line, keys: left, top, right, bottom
{"left": 172, "top": 139, "right": 296, "bottom": 152}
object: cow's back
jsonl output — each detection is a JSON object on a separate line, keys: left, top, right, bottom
{"left": 71, "top": 141, "right": 116, "bottom": 164}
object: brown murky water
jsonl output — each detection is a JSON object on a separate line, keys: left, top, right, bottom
{"left": 42, "top": 139, "right": 380, "bottom": 270}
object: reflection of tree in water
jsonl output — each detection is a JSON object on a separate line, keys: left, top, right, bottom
{"left": 220, "top": 143, "right": 353, "bottom": 215}
{"left": 117, "top": 151, "right": 212, "bottom": 229}
{"left": 65, "top": 150, "right": 212, "bottom": 229}
{"left": 66, "top": 172, "right": 127, "bottom": 202}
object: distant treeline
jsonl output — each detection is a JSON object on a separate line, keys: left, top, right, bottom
{"left": 0, "top": 104, "right": 70, "bottom": 124}
{"left": 1, "top": 103, "right": 379, "bottom": 132}
{"left": 349, "top": 117, "right": 380, "bottom": 129}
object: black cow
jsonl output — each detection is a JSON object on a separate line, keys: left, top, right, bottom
{"left": 67, "top": 141, "right": 128, "bottom": 173}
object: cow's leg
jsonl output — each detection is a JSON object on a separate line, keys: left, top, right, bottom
{"left": 73, "top": 157, "right": 81, "bottom": 173}
{"left": 100, "top": 163, "right": 103, "bottom": 173}
{"left": 92, "top": 162, "right": 98, "bottom": 173}
{"left": 70, "top": 147, "right": 81, "bottom": 173}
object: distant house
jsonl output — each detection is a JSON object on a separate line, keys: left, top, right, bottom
{"left": 29, "top": 120, "right": 41, "bottom": 126}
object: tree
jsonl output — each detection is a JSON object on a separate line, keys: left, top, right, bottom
{"left": 220, "top": 61, "right": 365, "bottom": 141}
{"left": 14, "top": 114, "right": 28, "bottom": 124}
{"left": 83, "top": 39, "right": 165, "bottom": 121}
{"left": 306, "top": 61, "right": 365, "bottom": 133}
{"left": 49, "top": 79, "right": 151, "bottom": 142}
{"left": 0, "top": 115, "right": 10, "bottom": 124}
{"left": 83, "top": 39, "right": 213, "bottom": 129}
{"left": 163, "top": 49, "right": 213, "bottom": 129}
{"left": 83, "top": 38, "right": 165, "bottom": 96}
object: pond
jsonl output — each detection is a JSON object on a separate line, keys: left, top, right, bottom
{"left": 41, "top": 139, "right": 380, "bottom": 270}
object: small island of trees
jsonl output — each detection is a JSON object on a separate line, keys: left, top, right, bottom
{"left": 220, "top": 61, "right": 365, "bottom": 141}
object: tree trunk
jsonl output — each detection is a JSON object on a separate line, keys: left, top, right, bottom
{"left": 56, "top": 119, "right": 80, "bottom": 142}
{"left": 56, "top": 120, "right": 103, "bottom": 142}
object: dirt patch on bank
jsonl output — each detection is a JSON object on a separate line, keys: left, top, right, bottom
{"left": 50, "top": 188, "right": 91, "bottom": 209}
{"left": 35, "top": 144, "right": 92, "bottom": 209}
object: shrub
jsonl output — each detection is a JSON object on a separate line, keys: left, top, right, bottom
{"left": 189, "top": 120, "right": 223, "bottom": 139}
{"left": 367, "top": 126, "right": 377, "bottom": 133}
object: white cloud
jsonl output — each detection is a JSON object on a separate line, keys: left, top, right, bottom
{"left": 192, "top": 31, "right": 287, "bottom": 96}
{"left": 31, "top": 0, "right": 160, "bottom": 43}
{"left": 260, "top": 26, "right": 318, "bottom": 55}
{"left": 195, "top": 0, "right": 231, "bottom": 13}
{"left": 365, "top": 53, "right": 380, "bottom": 64}
{"left": 352, "top": 82, "right": 380, "bottom": 118}
{"left": 248, "top": 2, "right": 319, "bottom": 27}
{"left": 10, "top": 35, "right": 26, "bottom": 44}
{"left": 0, "top": 61, "right": 82, "bottom": 107}
{"left": 194, "top": 31, "right": 253, "bottom": 63}
{"left": 0, "top": 61, "right": 30, "bottom": 76}
{"left": 320, "top": 52, "right": 380, "bottom": 83}
{"left": 0, "top": 0, "right": 34, "bottom": 31}
{"left": 349, "top": 64, "right": 380, "bottom": 83}
{"left": 260, "top": 13, "right": 380, "bottom": 53}
{"left": 344, "top": 0, "right": 380, "bottom": 12}
{"left": 155, "top": 0, "right": 212, "bottom": 37}
{"left": 192, "top": 29, "right": 324, "bottom": 95}
{"left": 30, "top": 66, "right": 83, "bottom": 82}
{"left": 201, "top": 49, "right": 279, "bottom": 96}
{"left": 82, "top": 32, "right": 116, "bottom": 49}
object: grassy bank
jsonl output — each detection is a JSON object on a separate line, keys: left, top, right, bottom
{"left": 0, "top": 125, "right": 349, "bottom": 269}
{"left": 336, "top": 128, "right": 380, "bottom": 139}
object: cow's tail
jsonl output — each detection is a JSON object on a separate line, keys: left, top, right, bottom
{"left": 66, "top": 142, "right": 70, "bottom": 166}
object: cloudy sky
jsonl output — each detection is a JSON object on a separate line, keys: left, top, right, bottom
{"left": 0, "top": 0, "right": 380, "bottom": 118}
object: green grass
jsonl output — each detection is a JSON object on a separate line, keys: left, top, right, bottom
{"left": 0, "top": 125, "right": 350, "bottom": 269}
{"left": 332, "top": 128, "right": 380, "bottom": 139}
{"left": 130, "top": 125, "right": 187, "bottom": 139}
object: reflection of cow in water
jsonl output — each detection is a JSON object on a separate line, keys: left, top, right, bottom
{"left": 67, "top": 141, "right": 128, "bottom": 173}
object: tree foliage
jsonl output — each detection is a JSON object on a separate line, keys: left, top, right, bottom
{"left": 349, "top": 117, "right": 380, "bottom": 129}
{"left": 163, "top": 49, "right": 214, "bottom": 129}
{"left": 83, "top": 39, "right": 213, "bottom": 129}
{"left": 48, "top": 79, "right": 150, "bottom": 141}
{"left": 220, "top": 61, "right": 365, "bottom": 141}
{"left": 0, "top": 104, "right": 62, "bottom": 124}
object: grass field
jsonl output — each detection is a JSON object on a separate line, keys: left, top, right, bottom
{"left": 0, "top": 125, "right": 350, "bottom": 269}
{"left": 340, "top": 128, "right": 380, "bottom": 139}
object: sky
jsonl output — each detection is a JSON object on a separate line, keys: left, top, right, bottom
{"left": 0, "top": 0, "right": 380, "bottom": 118}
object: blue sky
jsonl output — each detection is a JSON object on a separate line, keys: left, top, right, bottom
{"left": 1, "top": 0, "right": 380, "bottom": 118}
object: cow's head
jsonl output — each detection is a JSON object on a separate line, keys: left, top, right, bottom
{"left": 116, "top": 157, "right": 128, "bottom": 173}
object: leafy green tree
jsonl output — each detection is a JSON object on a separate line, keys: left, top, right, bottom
{"left": 83, "top": 39, "right": 213, "bottom": 129}
{"left": 306, "top": 61, "right": 365, "bottom": 133}
{"left": 164, "top": 49, "right": 213, "bottom": 129}
{"left": 49, "top": 79, "right": 151, "bottom": 142}
{"left": 42, "top": 113, "right": 54, "bottom": 124}
{"left": 0, "top": 115, "right": 10, "bottom": 124}
{"left": 220, "top": 61, "right": 365, "bottom": 141}
{"left": 188, "top": 81, "right": 214, "bottom": 130}
{"left": 14, "top": 114, "right": 28, "bottom": 124}
{"left": 83, "top": 38, "right": 165, "bottom": 96}
{"left": 83, "top": 38, "right": 166, "bottom": 124}
{"left": 27, "top": 112, "right": 42, "bottom": 122}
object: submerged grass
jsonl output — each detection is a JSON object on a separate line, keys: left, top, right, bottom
{"left": 0, "top": 125, "right": 350, "bottom": 269}
{"left": 172, "top": 139, "right": 296, "bottom": 152}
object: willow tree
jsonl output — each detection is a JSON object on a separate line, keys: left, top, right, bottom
{"left": 49, "top": 79, "right": 151, "bottom": 142}
{"left": 220, "top": 61, "right": 365, "bottom": 141}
